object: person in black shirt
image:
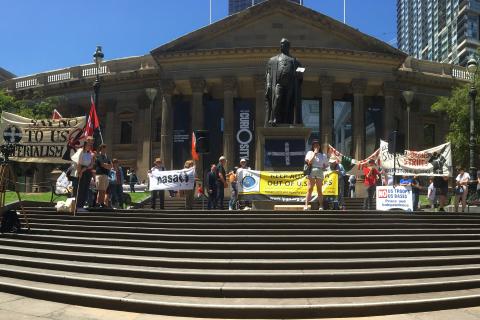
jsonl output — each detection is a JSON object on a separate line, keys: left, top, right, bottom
{"left": 207, "top": 164, "right": 218, "bottom": 210}
{"left": 216, "top": 156, "right": 227, "bottom": 210}
{"left": 95, "top": 144, "right": 112, "bottom": 207}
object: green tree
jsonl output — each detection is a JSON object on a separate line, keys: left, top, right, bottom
{"left": 0, "top": 89, "right": 64, "bottom": 119}
{"left": 431, "top": 81, "right": 480, "bottom": 167}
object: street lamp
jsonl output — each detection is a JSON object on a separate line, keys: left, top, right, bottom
{"left": 145, "top": 88, "right": 158, "bottom": 167}
{"left": 467, "top": 57, "right": 478, "bottom": 181}
{"left": 93, "top": 46, "right": 104, "bottom": 112}
{"left": 402, "top": 90, "right": 415, "bottom": 150}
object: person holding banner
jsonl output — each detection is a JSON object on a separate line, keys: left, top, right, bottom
{"left": 207, "top": 164, "right": 218, "bottom": 210}
{"left": 73, "top": 137, "right": 95, "bottom": 211}
{"left": 149, "top": 158, "right": 165, "bottom": 210}
{"left": 363, "top": 159, "right": 379, "bottom": 210}
{"left": 304, "top": 140, "right": 328, "bottom": 210}
{"left": 216, "top": 156, "right": 228, "bottom": 210}
{"left": 454, "top": 167, "right": 470, "bottom": 213}
{"left": 184, "top": 160, "right": 195, "bottom": 210}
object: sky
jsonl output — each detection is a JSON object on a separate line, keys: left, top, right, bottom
{"left": 0, "top": 0, "right": 397, "bottom": 77}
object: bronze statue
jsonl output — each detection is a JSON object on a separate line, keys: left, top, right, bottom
{"left": 265, "top": 38, "right": 303, "bottom": 127}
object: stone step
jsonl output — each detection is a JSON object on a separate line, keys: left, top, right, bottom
{"left": 1, "top": 275, "right": 480, "bottom": 318}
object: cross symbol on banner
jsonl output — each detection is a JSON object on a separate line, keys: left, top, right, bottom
{"left": 266, "top": 142, "right": 305, "bottom": 166}
{"left": 3, "top": 126, "right": 22, "bottom": 144}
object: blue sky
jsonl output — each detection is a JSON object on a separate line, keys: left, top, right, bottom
{"left": 1, "top": 0, "right": 396, "bottom": 77}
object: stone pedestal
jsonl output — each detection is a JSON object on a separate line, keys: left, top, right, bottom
{"left": 255, "top": 126, "right": 312, "bottom": 171}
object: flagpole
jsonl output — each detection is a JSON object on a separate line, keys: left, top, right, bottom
{"left": 343, "top": 0, "right": 346, "bottom": 24}
{"left": 209, "top": 0, "right": 212, "bottom": 24}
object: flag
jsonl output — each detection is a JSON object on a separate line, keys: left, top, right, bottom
{"left": 84, "top": 96, "right": 100, "bottom": 138}
{"left": 52, "top": 109, "right": 62, "bottom": 120}
{"left": 191, "top": 131, "right": 199, "bottom": 161}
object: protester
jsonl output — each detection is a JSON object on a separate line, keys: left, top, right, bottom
{"left": 149, "top": 158, "right": 165, "bottom": 210}
{"left": 363, "top": 159, "right": 379, "bottom": 210}
{"left": 411, "top": 175, "right": 421, "bottom": 211}
{"left": 110, "top": 159, "right": 125, "bottom": 209}
{"left": 348, "top": 174, "right": 356, "bottom": 198}
{"left": 216, "top": 156, "right": 228, "bottom": 210}
{"left": 239, "top": 158, "right": 251, "bottom": 170}
{"left": 184, "top": 160, "right": 195, "bottom": 210}
{"left": 427, "top": 177, "right": 436, "bottom": 210}
{"left": 73, "top": 137, "right": 95, "bottom": 211}
{"left": 127, "top": 169, "right": 138, "bottom": 193}
{"left": 228, "top": 166, "right": 238, "bottom": 210}
{"left": 304, "top": 140, "right": 328, "bottom": 210}
{"left": 94, "top": 144, "right": 112, "bottom": 207}
{"left": 454, "top": 167, "right": 470, "bottom": 213}
{"left": 207, "top": 164, "right": 218, "bottom": 210}
{"left": 433, "top": 175, "right": 449, "bottom": 212}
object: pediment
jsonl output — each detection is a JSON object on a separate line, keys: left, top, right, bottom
{"left": 151, "top": 0, "right": 404, "bottom": 58}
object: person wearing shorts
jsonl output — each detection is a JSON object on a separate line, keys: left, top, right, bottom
{"left": 304, "top": 140, "right": 328, "bottom": 210}
{"left": 433, "top": 175, "right": 449, "bottom": 212}
{"left": 95, "top": 144, "right": 111, "bottom": 207}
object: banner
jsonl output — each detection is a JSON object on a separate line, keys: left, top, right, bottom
{"left": 376, "top": 186, "right": 413, "bottom": 211}
{"left": 379, "top": 140, "right": 452, "bottom": 176}
{"left": 148, "top": 167, "right": 195, "bottom": 191}
{"left": 237, "top": 168, "right": 338, "bottom": 201}
{"left": 0, "top": 112, "right": 86, "bottom": 163}
{"left": 234, "top": 99, "right": 255, "bottom": 166}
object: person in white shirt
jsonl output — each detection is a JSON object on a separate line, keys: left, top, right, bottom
{"left": 454, "top": 167, "right": 470, "bottom": 212}
{"left": 427, "top": 177, "right": 436, "bottom": 210}
{"left": 304, "top": 140, "right": 328, "bottom": 210}
{"left": 148, "top": 158, "right": 166, "bottom": 210}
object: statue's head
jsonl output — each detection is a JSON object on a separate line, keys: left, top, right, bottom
{"left": 280, "top": 38, "right": 290, "bottom": 54}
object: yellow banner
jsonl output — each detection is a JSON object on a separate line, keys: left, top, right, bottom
{"left": 259, "top": 171, "right": 308, "bottom": 196}
{"left": 322, "top": 171, "right": 338, "bottom": 196}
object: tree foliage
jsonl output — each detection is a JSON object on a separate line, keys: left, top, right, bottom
{"left": 0, "top": 89, "right": 64, "bottom": 120}
{"left": 431, "top": 81, "right": 480, "bottom": 167}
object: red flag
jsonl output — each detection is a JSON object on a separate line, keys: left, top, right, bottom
{"left": 191, "top": 131, "right": 199, "bottom": 161}
{"left": 84, "top": 96, "right": 100, "bottom": 138}
{"left": 52, "top": 109, "right": 63, "bottom": 120}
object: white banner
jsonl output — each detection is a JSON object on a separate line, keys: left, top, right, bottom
{"left": 148, "top": 167, "right": 195, "bottom": 191}
{"left": 379, "top": 140, "right": 452, "bottom": 176}
{"left": 376, "top": 186, "right": 413, "bottom": 211}
{"left": 0, "top": 112, "right": 86, "bottom": 163}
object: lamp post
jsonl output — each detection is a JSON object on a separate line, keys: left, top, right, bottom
{"left": 93, "top": 46, "right": 104, "bottom": 112}
{"left": 145, "top": 88, "right": 158, "bottom": 167}
{"left": 402, "top": 90, "right": 415, "bottom": 150}
{"left": 467, "top": 57, "right": 478, "bottom": 181}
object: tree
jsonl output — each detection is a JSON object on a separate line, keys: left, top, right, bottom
{"left": 0, "top": 89, "right": 64, "bottom": 119}
{"left": 431, "top": 81, "right": 480, "bottom": 167}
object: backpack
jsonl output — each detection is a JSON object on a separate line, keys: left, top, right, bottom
{"left": 1, "top": 210, "right": 21, "bottom": 233}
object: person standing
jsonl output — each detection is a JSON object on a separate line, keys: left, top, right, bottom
{"left": 411, "top": 175, "right": 421, "bottom": 211}
{"left": 363, "top": 159, "right": 379, "bottom": 210}
{"left": 433, "top": 175, "right": 449, "bottom": 212}
{"left": 184, "top": 160, "right": 195, "bottom": 210}
{"left": 216, "top": 156, "right": 228, "bottom": 210}
{"left": 73, "top": 137, "right": 95, "bottom": 212}
{"left": 110, "top": 159, "right": 125, "bottom": 209}
{"left": 239, "top": 158, "right": 251, "bottom": 170}
{"left": 228, "top": 167, "right": 238, "bottom": 211}
{"left": 454, "top": 167, "right": 470, "bottom": 213}
{"left": 127, "top": 169, "right": 138, "bottom": 193}
{"left": 427, "top": 177, "right": 436, "bottom": 210}
{"left": 207, "top": 164, "right": 218, "bottom": 210}
{"left": 94, "top": 144, "right": 112, "bottom": 207}
{"left": 149, "top": 158, "right": 165, "bottom": 210}
{"left": 348, "top": 174, "right": 356, "bottom": 198}
{"left": 304, "top": 140, "right": 328, "bottom": 210}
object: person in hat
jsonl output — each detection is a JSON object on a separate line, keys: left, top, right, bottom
{"left": 327, "top": 155, "right": 346, "bottom": 210}
{"left": 304, "top": 140, "right": 328, "bottom": 210}
{"left": 148, "top": 157, "right": 165, "bottom": 210}
{"left": 239, "top": 158, "right": 251, "bottom": 170}
{"left": 363, "top": 159, "right": 379, "bottom": 210}
{"left": 216, "top": 156, "right": 228, "bottom": 209}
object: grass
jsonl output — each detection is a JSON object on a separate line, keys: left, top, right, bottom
{"left": 4, "top": 191, "right": 150, "bottom": 205}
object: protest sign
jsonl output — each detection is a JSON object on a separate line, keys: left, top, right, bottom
{"left": 376, "top": 186, "right": 413, "bottom": 211}
{"left": 148, "top": 167, "right": 195, "bottom": 191}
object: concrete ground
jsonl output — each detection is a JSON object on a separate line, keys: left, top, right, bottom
{"left": 2, "top": 292, "right": 480, "bottom": 320}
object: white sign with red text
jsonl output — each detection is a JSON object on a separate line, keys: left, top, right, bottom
{"left": 376, "top": 186, "right": 413, "bottom": 211}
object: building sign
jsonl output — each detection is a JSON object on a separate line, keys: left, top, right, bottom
{"left": 148, "top": 167, "right": 195, "bottom": 191}
{"left": 264, "top": 139, "right": 305, "bottom": 168}
{"left": 376, "top": 186, "right": 413, "bottom": 211}
{"left": 0, "top": 111, "right": 86, "bottom": 163}
{"left": 234, "top": 99, "right": 255, "bottom": 166}
{"left": 172, "top": 101, "right": 191, "bottom": 169}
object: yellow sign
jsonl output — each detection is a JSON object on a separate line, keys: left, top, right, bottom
{"left": 322, "top": 171, "right": 338, "bottom": 196}
{"left": 259, "top": 171, "right": 308, "bottom": 196}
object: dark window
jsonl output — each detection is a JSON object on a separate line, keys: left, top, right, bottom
{"left": 424, "top": 123, "right": 435, "bottom": 147}
{"left": 333, "top": 100, "right": 352, "bottom": 156}
{"left": 155, "top": 118, "right": 161, "bottom": 142}
{"left": 120, "top": 121, "right": 133, "bottom": 144}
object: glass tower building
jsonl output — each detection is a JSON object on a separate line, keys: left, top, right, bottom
{"left": 397, "top": 0, "right": 480, "bottom": 66}
{"left": 229, "top": 0, "right": 301, "bottom": 15}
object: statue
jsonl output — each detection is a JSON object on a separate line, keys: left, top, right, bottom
{"left": 265, "top": 38, "right": 303, "bottom": 127}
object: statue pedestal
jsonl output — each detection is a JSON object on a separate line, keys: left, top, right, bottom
{"left": 255, "top": 126, "right": 312, "bottom": 171}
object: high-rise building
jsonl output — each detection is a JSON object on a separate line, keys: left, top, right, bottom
{"left": 229, "top": 0, "right": 301, "bottom": 15}
{"left": 397, "top": 0, "right": 480, "bottom": 66}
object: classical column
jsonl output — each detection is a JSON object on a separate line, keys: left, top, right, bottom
{"left": 103, "top": 100, "right": 116, "bottom": 149}
{"left": 351, "top": 79, "right": 367, "bottom": 159}
{"left": 254, "top": 74, "right": 265, "bottom": 128}
{"left": 223, "top": 76, "right": 236, "bottom": 170}
{"left": 160, "top": 79, "right": 175, "bottom": 170}
{"left": 319, "top": 76, "right": 334, "bottom": 146}
{"left": 383, "top": 81, "right": 397, "bottom": 140}
{"left": 190, "top": 78, "right": 206, "bottom": 179}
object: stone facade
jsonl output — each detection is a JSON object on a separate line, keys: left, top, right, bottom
{"left": 0, "top": 0, "right": 470, "bottom": 182}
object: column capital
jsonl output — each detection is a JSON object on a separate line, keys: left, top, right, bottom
{"left": 190, "top": 78, "right": 206, "bottom": 93}
{"left": 160, "top": 79, "right": 175, "bottom": 96}
{"left": 222, "top": 76, "right": 237, "bottom": 92}
{"left": 319, "top": 75, "right": 334, "bottom": 92}
{"left": 253, "top": 74, "right": 265, "bottom": 91}
{"left": 383, "top": 81, "right": 398, "bottom": 96}
{"left": 351, "top": 78, "right": 367, "bottom": 94}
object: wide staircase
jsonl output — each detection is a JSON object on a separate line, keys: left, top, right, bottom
{"left": 1, "top": 208, "right": 480, "bottom": 318}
